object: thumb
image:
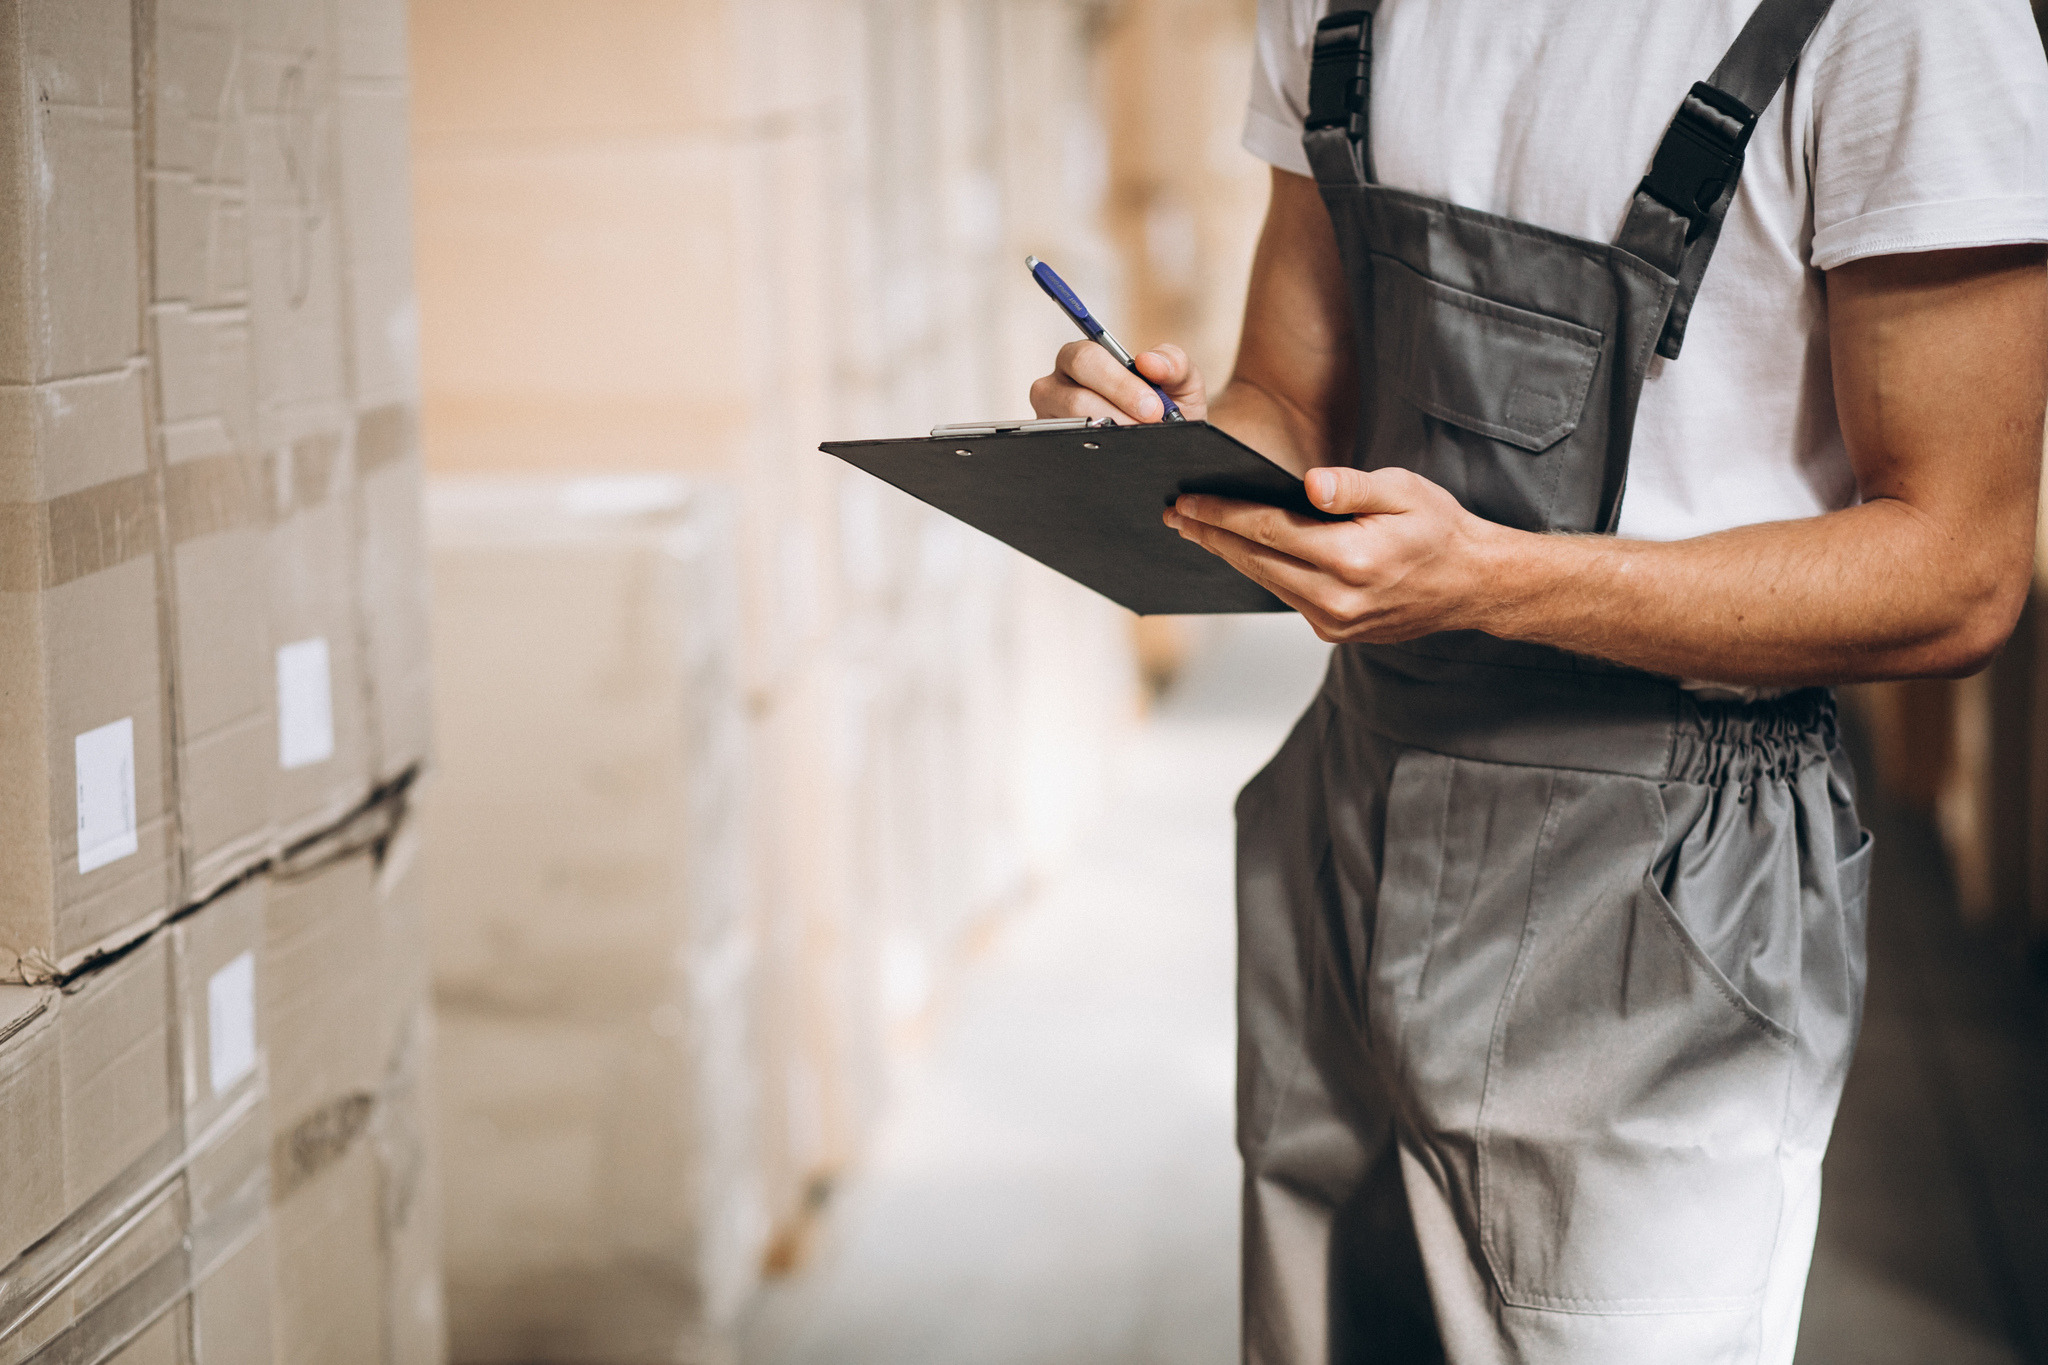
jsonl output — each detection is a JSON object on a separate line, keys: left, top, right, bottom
{"left": 1134, "top": 343, "right": 1203, "bottom": 399}
{"left": 1305, "top": 466, "right": 1408, "bottom": 517}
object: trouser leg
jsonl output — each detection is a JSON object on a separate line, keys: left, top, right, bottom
{"left": 1237, "top": 685, "right": 1868, "bottom": 1365}
{"left": 1236, "top": 695, "right": 1440, "bottom": 1365}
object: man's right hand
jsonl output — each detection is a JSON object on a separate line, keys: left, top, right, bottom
{"left": 1028, "top": 340, "right": 1208, "bottom": 424}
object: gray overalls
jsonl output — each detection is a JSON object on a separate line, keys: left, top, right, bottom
{"left": 1235, "top": 3, "right": 1871, "bottom": 1361}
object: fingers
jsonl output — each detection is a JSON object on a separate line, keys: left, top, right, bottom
{"left": 1170, "top": 494, "right": 1341, "bottom": 560}
{"left": 1030, "top": 338, "right": 1210, "bottom": 424}
{"left": 1057, "top": 340, "right": 1167, "bottom": 422}
{"left": 1304, "top": 466, "right": 1417, "bottom": 517}
{"left": 1167, "top": 493, "right": 1386, "bottom": 597}
{"left": 1161, "top": 511, "right": 1357, "bottom": 634}
{"left": 1029, "top": 368, "right": 1128, "bottom": 421}
{"left": 1134, "top": 344, "right": 1208, "bottom": 416}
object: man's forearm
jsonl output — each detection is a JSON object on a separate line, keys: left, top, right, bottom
{"left": 1468, "top": 496, "right": 2037, "bottom": 685}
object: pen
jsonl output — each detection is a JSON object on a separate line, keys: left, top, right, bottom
{"left": 1026, "top": 255, "right": 1185, "bottom": 423}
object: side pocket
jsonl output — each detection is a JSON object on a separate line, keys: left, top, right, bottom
{"left": 1641, "top": 872, "right": 1796, "bottom": 1047}
{"left": 1477, "top": 775, "right": 1792, "bottom": 1314}
{"left": 1836, "top": 828, "right": 1874, "bottom": 913}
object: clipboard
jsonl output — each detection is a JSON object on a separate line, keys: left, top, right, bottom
{"left": 820, "top": 420, "right": 1340, "bottom": 615}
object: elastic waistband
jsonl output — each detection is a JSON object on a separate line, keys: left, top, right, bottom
{"left": 1331, "top": 644, "right": 1837, "bottom": 783}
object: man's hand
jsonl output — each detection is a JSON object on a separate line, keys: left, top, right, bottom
{"left": 1024, "top": 169, "right": 1355, "bottom": 476}
{"left": 1030, "top": 341, "right": 1208, "bottom": 425}
{"left": 1164, "top": 467, "right": 1503, "bottom": 643}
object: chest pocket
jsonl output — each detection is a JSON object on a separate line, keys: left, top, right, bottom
{"left": 1376, "top": 255, "right": 1603, "bottom": 454}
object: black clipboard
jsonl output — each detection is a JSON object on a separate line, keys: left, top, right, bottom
{"left": 819, "top": 420, "right": 1338, "bottom": 616}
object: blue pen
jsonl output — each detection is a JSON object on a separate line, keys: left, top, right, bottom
{"left": 1026, "top": 255, "right": 1185, "bottom": 423}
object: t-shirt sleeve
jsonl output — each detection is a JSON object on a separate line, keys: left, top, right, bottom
{"left": 1807, "top": 0, "right": 2048, "bottom": 271}
{"left": 1243, "top": 0, "right": 1322, "bottom": 178}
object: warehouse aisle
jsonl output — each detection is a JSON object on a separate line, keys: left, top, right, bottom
{"left": 741, "top": 623, "right": 2048, "bottom": 1365}
{"left": 739, "top": 614, "right": 1333, "bottom": 1365}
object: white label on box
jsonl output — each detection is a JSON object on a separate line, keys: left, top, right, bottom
{"left": 207, "top": 951, "right": 257, "bottom": 1095}
{"left": 75, "top": 718, "right": 138, "bottom": 874}
{"left": 276, "top": 637, "right": 335, "bottom": 770}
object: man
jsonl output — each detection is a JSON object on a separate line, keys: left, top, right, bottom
{"left": 1031, "top": 1, "right": 2048, "bottom": 1361}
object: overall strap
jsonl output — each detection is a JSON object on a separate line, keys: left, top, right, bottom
{"left": 1303, "top": 6, "right": 1380, "bottom": 189}
{"left": 1617, "top": 0, "right": 1836, "bottom": 359}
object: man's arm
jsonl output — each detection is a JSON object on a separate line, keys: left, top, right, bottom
{"left": 1160, "top": 179, "right": 2045, "bottom": 684}
{"left": 1462, "top": 245, "right": 2045, "bottom": 681}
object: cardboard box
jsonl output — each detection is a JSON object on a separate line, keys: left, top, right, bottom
{"left": 260, "top": 799, "right": 442, "bottom": 1365}
{"left": 335, "top": 0, "right": 432, "bottom": 788}
{"left": 409, "top": 0, "right": 842, "bottom": 146}
{"left": 0, "top": 0, "right": 143, "bottom": 384}
{"left": 1, "top": 792, "right": 441, "bottom": 1365}
{"left": 236, "top": 0, "right": 376, "bottom": 851}
{"left": 143, "top": 0, "right": 274, "bottom": 907}
{"left": 0, "top": 402, "right": 180, "bottom": 984}
{"left": 353, "top": 405, "right": 433, "bottom": 788}
{"left": 426, "top": 478, "right": 765, "bottom": 1360}
{"left": 0, "top": 918, "right": 270, "bottom": 1365}
{"left": 1, "top": 2, "right": 177, "bottom": 982}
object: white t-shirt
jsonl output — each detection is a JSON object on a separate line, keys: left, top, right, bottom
{"left": 1244, "top": 0, "right": 2048, "bottom": 542}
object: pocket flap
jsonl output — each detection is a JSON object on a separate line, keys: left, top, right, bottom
{"left": 1377, "top": 257, "right": 1603, "bottom": 453}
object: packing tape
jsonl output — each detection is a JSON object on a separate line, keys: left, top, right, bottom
{"left": 0, "top": 428, "right": 364, "bottom": 595}
{"left": 281, "top": 432, "right": 343, "bottom": 517}
{"left": 13, "top": 1154, "right": 266, "bottom": 1365}
{"left": 354, "top": 404, "right": 417, "bottom": 475}
{"left": 371, "top": 1005, "right": 432, "bottom": 1239}
{"left": 0, "top": 1087, "right": 264, "bottom": 1351}
{"left": 0, "top": 475, "right": 159, "bottom": 593}
{"left": 163, "top": 453, "right": 265, "bottom": 546}
{"left": 0, "top": 996, "right": 51, "bottom": 1050}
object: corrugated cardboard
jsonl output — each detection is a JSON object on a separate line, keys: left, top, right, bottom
{"left": 261, "top": 811, "right": 442, "bottom": 1365}
{"left": 143, "top": 0, "right": 274, "bottom": 907}
{"left": 0, "top": 985, "right": 61, "bottom": 1272}
{"left": 0, "top": 473, "right": 177, "bottom": 981}
{"left": 0, "top": 0, "right": 143, "bottom": 384}
{"left": 0, "top": 934, "right": 182, "bottom": 1358}
{"left": 334, "top": 3, "right": 431, "bottom": 786}
{"left": 0, "top": 0, "right": 179, "bottom": 978}
{"left": 0, "top": 923, "right": 269, "bottom": 1365}
{"left": 427, "top": 478, "right": 764, "bottom": 1361}
{"left": 237, "top": 0, "right": 374, "bottom": 852}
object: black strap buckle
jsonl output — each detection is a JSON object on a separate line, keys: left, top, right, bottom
{"left": 1638, "top": 82, "right": 1759, "bottom": 242}
{"left": 1306, "top": 11, "right": 1372, "bottom": 142}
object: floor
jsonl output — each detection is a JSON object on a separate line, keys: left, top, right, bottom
{"left": 739, "top": 615, "right": 2048, "bottom": 1365}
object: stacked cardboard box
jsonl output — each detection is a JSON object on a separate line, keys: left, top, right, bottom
{"left": 4, "top": 0, "right": 429, "bottom": 968}
{"left": 0, "top": 911, "right": 270, "bottom": 1364}
{"left": 1, "top": 0, "right": 439, "bottom": 1358}
{"left": 410, "top": 0, "right": 1141, "bottom": 1351}
{"left": 2, "top": 0, "right": 179, "bottom": 983}
{"left": 264, "top": 804, "right": 441, "bottom": 1365}
{"left": 0, "top": 791, "right": 440, "bottom": 1365}
{"left": 424, "top": 479, "right": 761, "bottom": 1362}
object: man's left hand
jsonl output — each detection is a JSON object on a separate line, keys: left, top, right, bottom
{"left": 1164, "top": 466, "right": 1504, "bottom": 643}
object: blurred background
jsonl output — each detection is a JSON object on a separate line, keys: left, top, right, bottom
{"left": 1, "top": 2, "right": 2044, "bottom": 1364}
{"left": 407, "top": 4, "right": 2048, "bottom": 1363}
